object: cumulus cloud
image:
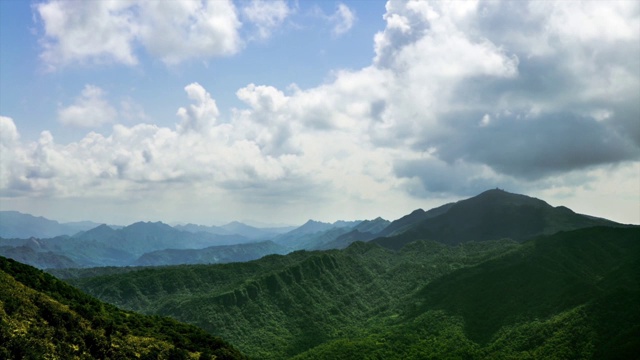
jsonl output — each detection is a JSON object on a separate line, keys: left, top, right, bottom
{"left": 0, "top": 116, "right": 20, "bottom": 145}
{"left": 5, "top": 0, "right": 640, "bottom": 223}
{"left": 176, "top": 83, "right": 220, "bottom": 133}
{"left": 367, "top": 0, "right": 640, "bottom": 193}
{"left": 35, "top": 0, "right": 139, "bottom": 69}
{"left": 58, "top": 85, "right": 118, "bottom": 127}
{"left": 241, "top": 0, "right": 292, "bottom": 40}
{"left": 34, "top": 0, "right": 242, "bottom": 68}
{"left": 137, "top": 0, "right": 241, "bottom": 65}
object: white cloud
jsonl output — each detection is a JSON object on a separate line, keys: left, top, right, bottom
{"left": 5, "top": 0, "right": 640, "bottom": 225}
{"left": 34, "top": 0, "right": 243, "bottom": 68}
{"left": 58, "top": 85, "right": 118, "bottom": 127}
{"left": 331, "top": 3, "right": 356, "bottom": 36}
{"left": 0, "top": 116, "right": 20, "bottom": 145}
{"left": 176, "top": 83, "right": 220, "bottom": 134}
{"left": 35, "top": 0, "right": 139, "bottom": 69}
{"left": 241, "top": 0, "right": 292, "bottom": 40}
{"left": 137, "top": 0, "right": 241, "bottom": 65}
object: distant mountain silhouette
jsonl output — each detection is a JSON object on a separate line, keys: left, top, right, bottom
{"left": 354, "top": 217, "right": 391, "bottom": 234}
{"left": 220, "top": 221, "right": 289, "bottom": 240}
{"left": 1, "top": 221, "right": 256, "bottom": 268}
{"left": 0, "top": 211, "right": 103, "bottom": 239}
{"left": 0, "top": 243, "right": 79, "bottom": 269}
{"left": 134, "top": 241, "right": 287, "bottom": 266}
{"left": 272, "top": 220, "right": 364, "bottom": 250}
{"left": 174, "top": 223, "right": 234, "bottom": 236}
{"left": 315, "top": 217, "right": 391, "bottom": 250}
{"left": 372, "top": 189, "right": 622, "bottom": 250}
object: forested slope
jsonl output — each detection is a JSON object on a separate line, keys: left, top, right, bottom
{"left": 67, "top": 226, "right": 640, "bottom": 359}
{"left": 0, "top": 256, "right": 246, "bottom": 359}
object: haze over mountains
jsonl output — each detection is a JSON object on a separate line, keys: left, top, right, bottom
{"left": 0, "top": 189, "right": 629, "bottom": 270}
{"left": 0, "top": 211, "right": 106, "bottom": 239}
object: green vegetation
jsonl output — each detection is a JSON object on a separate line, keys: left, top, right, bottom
{"left": 293, "top": 227, "right": 640, "bottom": 359}
{"left": 65, "top": 226, "right": 640, "bottom": 359}
{"left": 0, "top": 256, "right": 246, "bottom": 359}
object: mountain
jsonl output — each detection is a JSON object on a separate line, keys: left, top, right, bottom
{"left": 314, "top": 217, "right": 392, "bottom": 250}
{"left": 74, "top": 221, "right": 256, "bottom": 257}
{"left": 372, "top": 189, "right": 622, "bottom": 250}
{"left": 0, "top": 211, "right": 103, "bottom": 239}
{"left": 0, "top": 243, "right": 79, "bottom": 269}
{"left": 0, "top": 256, "right": 246, "bottom": 359}
{"left": 65, "top": 226, "right": 640, "bottom": 359}
{"left": 219, "top": 221, "right": 281, "bottom": 240}
{"left": 313, "top": 229, "right": 375, "bottom": 250}
{"left": 294, "top": 228, "right": 640, "bottom": 360}
{"left": 272, "top": 219, "right": 363, "bottom": 250}
{"left": 0, "top": 221, "right": 259, "bottom": 269}
{"left": 353, "top": 217, "right": 391, "bottom": 234}
{"left": 282, "top": 220, "right": 336, "bottom": 236}
{"left": 376, "top": 203, "right": 455, "bottom": 238}
{"left": 175, "top": 223, "right": 234, "bottom": 236}
{"left": 133, "top": 241, "right": 288, "bottom": 266}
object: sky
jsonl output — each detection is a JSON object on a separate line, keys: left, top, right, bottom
{"left": 0, "top": 0, "right": 638, "bottom": 227}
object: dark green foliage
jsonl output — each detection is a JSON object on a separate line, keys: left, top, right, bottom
{"left": 65, "top": 226, "right": 640, "bottom": 359}
{"left": 68, "top": 238, "right": 521, "bottom": 358}
{"left": 0, "top": 256, "right": 247, "bottom": 359}
{"left": 414, "top": 227, "right": 640, "bottom": 343}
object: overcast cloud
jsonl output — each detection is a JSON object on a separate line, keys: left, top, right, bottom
{"left": 2, "top": 0, "right": 639, "bottom": 224}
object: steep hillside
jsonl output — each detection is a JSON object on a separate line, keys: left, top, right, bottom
{"left": 68, "top": 238, "right": 520, "bottom": 358}
{"left": 373, "top": 189, "right": 622, "bottom": 249}
{"left": 67, "top": 226, "right": 640, "bottom": 359}
{"left": 0, "top": 244, "right": 79, "bottom": 269}
{"left": 295, "top": 227, "right": 640, "bottom": 359}
{"left": 0, "top": 256, "right": 246, "bottom": 359}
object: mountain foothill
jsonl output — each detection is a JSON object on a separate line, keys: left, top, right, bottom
{"left": 1, "top": 189, "right": 638, "bottom": 359}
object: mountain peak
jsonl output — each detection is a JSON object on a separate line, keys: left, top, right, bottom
{"left": 303, "top": 219, "right": 327, "bottom": 226}
{"left": 463, "top": 189, "right": 549, "bottom": 209}
{"left": 373, "top": 189, "right": 621, "bottom": 249}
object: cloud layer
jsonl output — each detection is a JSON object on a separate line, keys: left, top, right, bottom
{"left": 4, "top": 0, "right": 639, "bottom": 223}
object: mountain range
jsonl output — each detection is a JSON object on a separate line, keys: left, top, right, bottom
{"left": 2, "top": 188, "right": 638, "bottom": 358}
{"left": 0, "top": 211, "right": 106, "bottom": 239}
{"left": 0, "top": 213, "right": 379, "bottom": 269}
{"left": 0, "top": 189, "right": 630, "bottom": 269}
{"left": 60, "top": 226, "right": 640, "bottom": 359}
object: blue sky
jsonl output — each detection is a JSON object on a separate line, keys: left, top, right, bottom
{"left": 1, "top": 0, "right": 639, "bottom": 226}
{"left": 1, "top": 0, "right": 385, "bottom": 142}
